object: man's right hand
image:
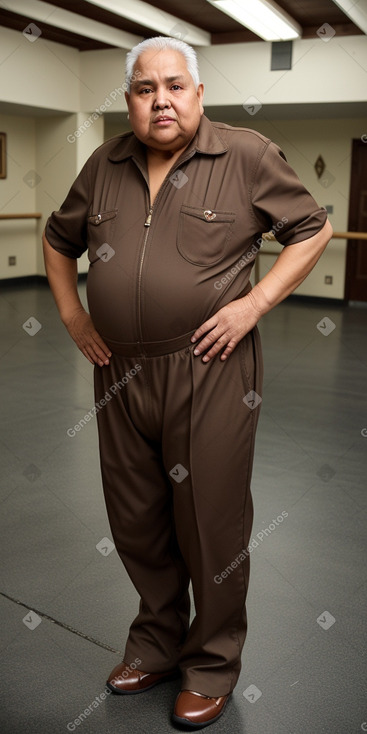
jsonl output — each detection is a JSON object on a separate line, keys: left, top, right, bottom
{"left": 64, "top": 309, "right": 112, "bottom": 366}
{"left": 42, "top": 232, "right": 112, "bottom": 366}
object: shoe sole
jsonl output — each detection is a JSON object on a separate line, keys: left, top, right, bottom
{"left": 171, "top": 694, "right": 230, "bottom": 729}
{"left": 106, "top": 670, "right": 181, "bottom": 695}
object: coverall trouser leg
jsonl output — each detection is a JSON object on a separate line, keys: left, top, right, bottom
{"left": 94, "top": 328, "right": 263, "bottom": 698}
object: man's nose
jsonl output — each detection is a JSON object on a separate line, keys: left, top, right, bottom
{"left": 153, "top": 90, "right": 171, "bottom": 109}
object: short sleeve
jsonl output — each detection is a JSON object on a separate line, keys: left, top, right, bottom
{"left": 251, "top": 141, "right": 327, "bottom": 246}
{"left": 45, "top": 158, "right": 91, "bottom": 259}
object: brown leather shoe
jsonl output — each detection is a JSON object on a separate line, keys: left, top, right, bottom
{"left": 172, "top": 689, "right": 231, "bottom": 728}
{"left": 106, "top": 660, "right": 180, "bottom": 694}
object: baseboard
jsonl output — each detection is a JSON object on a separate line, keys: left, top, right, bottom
{"left": 286, "top": 293, "right": 348, "bottom": 307}
{"left": 0, "top": 273, "right": 87, "bottom": 287}
{"left": 0, "top": 277, "right": 360, "bottom": 308}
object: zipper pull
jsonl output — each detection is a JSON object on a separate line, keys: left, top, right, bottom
{"left": 144, "top": 207, "right": 153, "bottom": 227}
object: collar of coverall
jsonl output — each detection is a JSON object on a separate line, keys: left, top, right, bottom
{"left": 107, "top": 113, "right": 229, "bottom": 166}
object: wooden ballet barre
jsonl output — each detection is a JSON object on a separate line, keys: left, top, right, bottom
{"left": 329, "top": 231, "right": 367, "bottom": 240}
{"left": 261, "top": 231, "right": 367, "bottom": 241}
{"left": 255, "top": 230, "right": 367, "bottom": 283}
{"left": 0, "top": 213, "right": 42, "bottom": 220}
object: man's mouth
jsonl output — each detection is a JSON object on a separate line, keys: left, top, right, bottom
{"left": 153, "top": 116, "right": 176, "bottom": 125}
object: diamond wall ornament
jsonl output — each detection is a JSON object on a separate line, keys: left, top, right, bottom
{"left": 315, "top": 155, "right": 326, "bottom": 179}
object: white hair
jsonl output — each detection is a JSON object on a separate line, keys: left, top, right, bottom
{"left": 125, "top": 36, "right": 200, "bottom": 92}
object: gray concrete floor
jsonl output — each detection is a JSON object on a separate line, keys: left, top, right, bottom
{"left": 0, "top": 281, "right": 366, "bottom": 734}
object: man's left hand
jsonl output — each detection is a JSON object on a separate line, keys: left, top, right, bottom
{"left": 191, "top": 293, "right": 261, "bottom": 362}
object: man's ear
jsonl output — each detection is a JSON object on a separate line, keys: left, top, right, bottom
{"left": 197, "top": 83, "right": 204, "bottom": 115}
{"left": 125, "top": 91, "right": 130, "bottom": 106}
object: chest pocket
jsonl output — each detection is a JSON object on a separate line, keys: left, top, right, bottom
{"left": 177, "top": 205, "right": 235, "bottom": 266}
{"left": 87, "top": 209, "right": 117, "bottom": 263}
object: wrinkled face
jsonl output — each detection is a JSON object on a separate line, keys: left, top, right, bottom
{"left": 125, "top": 48, "right": 204, "bottom": 155}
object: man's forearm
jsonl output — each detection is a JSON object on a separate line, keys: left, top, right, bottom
{"left": 248, "top": 219, "right": 333, "bottom": 317}
{"left": 43, "top": 231, "right": 111, "bottom": 365}
{"left": 42, "top": 231, "right": 85, "bottom": 324}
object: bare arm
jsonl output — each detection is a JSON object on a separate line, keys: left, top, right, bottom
{"left": 191, "top": 218, "right": 333, "bottom": 362}
{"left": 43, "top": 231, "right": 111, "bottom": 366}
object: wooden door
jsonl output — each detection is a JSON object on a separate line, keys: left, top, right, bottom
{"left": 345, "top": 139, "right": 367, "bottom": 301}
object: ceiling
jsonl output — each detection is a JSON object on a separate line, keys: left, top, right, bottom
{"left": 0, "top": 0, "right": 364, "bottom": 51}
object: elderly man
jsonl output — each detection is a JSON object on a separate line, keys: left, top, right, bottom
{"left": 43, "top": 36, "right": 332, "bottom": 729}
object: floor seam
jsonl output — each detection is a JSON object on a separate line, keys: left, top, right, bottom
{"left": 0, "top": 591, "right": 123, "bottom": 654}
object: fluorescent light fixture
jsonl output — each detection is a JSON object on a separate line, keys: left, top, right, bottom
{"left": 331, "top": 0, "right": 367, "bottom": 34}
{"left": 206, "top": 0, "right": 302, "bottom": 41}
{"left": 6, "top": 0, "right": 141, "bottom": 49}
{"left": 85, "top": 0, "right": 211, "bottom": 46}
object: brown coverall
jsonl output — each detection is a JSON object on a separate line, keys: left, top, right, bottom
{"left": 46, "top": 115, "right": 327, "bottom": 697}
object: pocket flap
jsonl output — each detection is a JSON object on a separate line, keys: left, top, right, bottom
{"left": 88, "top": 209, "right": 117, "bottom": 226}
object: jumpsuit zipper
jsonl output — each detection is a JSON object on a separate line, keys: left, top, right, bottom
{"left": 136, "top": 149, "right": 197, "bottom": 348}
{"left": 136, "top": 205, "right": 153, "bottom": 349}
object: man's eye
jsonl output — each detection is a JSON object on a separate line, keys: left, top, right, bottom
{"left": 171, "top": 85, "right": 182, "bottom": 91}
{"left": 140, "top": 88, "right": 153, "bottom": 94}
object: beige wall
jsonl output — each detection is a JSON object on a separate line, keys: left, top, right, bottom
{"left": 1, "top": 23, "right": 366, "bottom": 295}
{"left": 0, "top": 110, "right": 362, "bottom": 295}
{"left": 198, "top": 37, "right": 367, "bottom": 106}
{"left": 232, "top": 116, "right": 364, "bottom": 299}
{"left": 105, "top": 114, "right": 363, "bottom": 299}
{"left": 0, "top": 114, "right": 38, "bottom": 277}
{"left": 0, "top": 27, "right": 80, "bottom": 112}
{"left": 0, "top": 112, "right": 104, "bottom": 279}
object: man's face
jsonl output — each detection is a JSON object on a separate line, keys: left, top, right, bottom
{"left": 125, "top": 48, "right": 204, "bottom": 155}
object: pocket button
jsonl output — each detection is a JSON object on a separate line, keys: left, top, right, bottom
{"left": 204, "top": 210, "right": 216, "bottom": 221}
